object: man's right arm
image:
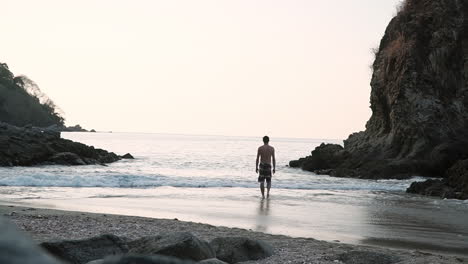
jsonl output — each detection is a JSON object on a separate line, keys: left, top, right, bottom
{"left": 256, "top": 148, "right": 260, "bottom": 173}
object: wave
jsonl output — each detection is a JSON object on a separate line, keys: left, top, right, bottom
{"left": 0, "top": 171, "right": 424, "bottom": 192}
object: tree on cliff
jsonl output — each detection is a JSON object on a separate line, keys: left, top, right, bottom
{"left": 0, "top": 63, "right": 64, "bottom": 127}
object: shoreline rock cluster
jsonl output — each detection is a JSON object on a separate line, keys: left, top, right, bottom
{"left": 1, "top": 216, "right": 274, "bottom": 264}
{"left": 0, "top": 122, "right": 132, "bottom": 166}
{"left": 290, "top": 0, "right": 468, "bottom": 200}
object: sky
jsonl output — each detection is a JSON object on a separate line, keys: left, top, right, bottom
{"left": 2, "top": 0, "right": 401, "bottom": 139}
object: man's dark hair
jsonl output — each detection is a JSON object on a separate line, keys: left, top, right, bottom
{"left": 263, "top": 136, "right": 269, "bottom": 144}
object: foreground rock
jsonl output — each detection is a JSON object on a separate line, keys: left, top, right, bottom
{"left": 290, "top": 0, "right": 468, "bottom": 198}
{"left": 0, "top": 122, "right": 125, "bottom": 166}
{"left": 0, "top": 217, "right": 61, "bottom": 264}
{"left": 128, "top": 232, "right": 215, "bottom": 261}
{"left": 41, "top": 234, "right": 128, "bottom": 264}
{"left": 210, "top": 237, "right": 274, "bottom": 264}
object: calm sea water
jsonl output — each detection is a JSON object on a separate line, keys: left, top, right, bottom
{"left": 0, "top": 132, "right": 467, "bottom": 255}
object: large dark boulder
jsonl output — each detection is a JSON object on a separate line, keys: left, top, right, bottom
{"left": 128, "top": 232, "right": 215, "bottom": 262}
{"left": 41, "top": 234, "right": 128, "bottom": 264}
{"left": 0, "top": 217, "right": 61, "bottom": 264}
{"left": 291, "top": 1, "right": 468, "bottom": 181}
{"left": 209, "top": 237, "right": 273, "bottom": 264}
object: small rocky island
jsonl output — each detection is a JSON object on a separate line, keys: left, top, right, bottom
{"left": 290, "top": 0, "right": 468, "bottom": 200}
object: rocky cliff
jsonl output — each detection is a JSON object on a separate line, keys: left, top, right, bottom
{"left": 290, "top": 0, "right": 468, "bottom": 198}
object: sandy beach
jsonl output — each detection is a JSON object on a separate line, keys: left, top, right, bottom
{"left": 1, "top": 204, "right": 466, "bottom": 264}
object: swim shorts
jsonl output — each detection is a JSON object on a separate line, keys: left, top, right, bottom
{"left": 258, "top": 163, "right": 272, "bottom": 183}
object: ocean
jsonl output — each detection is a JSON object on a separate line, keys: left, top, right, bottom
{"left": 0, "top": 132, "right": 467, "bottom": 255}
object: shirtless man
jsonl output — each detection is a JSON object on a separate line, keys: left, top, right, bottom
{"left": 256, "top": 136, "right": 276, "bottom": 199}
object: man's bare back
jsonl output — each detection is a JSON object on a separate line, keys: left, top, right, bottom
{"left": 257, "top": 145, "right": 275, "bottom": 165}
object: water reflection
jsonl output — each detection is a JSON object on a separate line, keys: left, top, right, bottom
{"left": 254, "top": 198, "right": 271, "bottom": 232}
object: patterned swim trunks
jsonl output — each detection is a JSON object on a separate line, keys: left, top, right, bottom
{"left": 258, "top": 163, "right": 272, "bottom": 183}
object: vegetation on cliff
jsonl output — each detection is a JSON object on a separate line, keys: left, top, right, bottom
{"left": 0, "top": 63, "right": 64, "bottom": 127}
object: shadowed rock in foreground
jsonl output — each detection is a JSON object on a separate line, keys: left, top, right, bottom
{"left": 290, "top": 0, "right": 468, "bottom": 199}
{"left": 0, "top": 122, "right": 126, "bottom": 166}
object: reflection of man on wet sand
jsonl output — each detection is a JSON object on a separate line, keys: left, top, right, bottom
{"left": 255, "top": 136, "right": 276, "bottom": 199}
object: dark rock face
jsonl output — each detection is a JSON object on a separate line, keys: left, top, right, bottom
{"left": 128, "top": 232, "right": 215, "bottom": 262}
{"left": 210, "top": 237, "right": 273, "bottom": 264}
{"left": 0, "top": 217, "right": 62, "bottom": 264}
{"left": 338, "top": 250, "right": 401, "bottom": 264}
{"left": 41, "top": 234, "right": 128, "bottom": 264}
{"left": 291, "top": 1, "right": 468, "bottom": 188}
{"left": 0, "top": 122, "right": 122, "bottom": 166}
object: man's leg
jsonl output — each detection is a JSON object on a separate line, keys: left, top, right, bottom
{"left": 266, "top": 179, "right": 271, "bottom": 198}
{"left": 260, "top": 181, "right": 265, "bottom": 199}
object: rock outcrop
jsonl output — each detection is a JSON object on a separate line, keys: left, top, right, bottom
{"left": 290, "top": 0, "right": 468, "bottom": 198}
{"left": 0, "top": 122, "right": 123, "bottom": 166}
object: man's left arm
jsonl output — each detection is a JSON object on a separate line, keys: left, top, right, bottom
{"left": 272, "top": 148, "right": 276, "bottom": 174}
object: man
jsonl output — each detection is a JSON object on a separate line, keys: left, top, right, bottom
{"left": 256, "top": 136, "right": 276, "bottom": 199}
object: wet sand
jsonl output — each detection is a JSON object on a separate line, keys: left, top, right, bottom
{"left": 1, "top": 186, "right": 467, "bottom": 257}
{"left": 1, "top": 204, "right": 467, "bottom": 264}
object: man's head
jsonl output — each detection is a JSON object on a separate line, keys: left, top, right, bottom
{"left": 263, "top": 136, "right": 270, "bottom": 144}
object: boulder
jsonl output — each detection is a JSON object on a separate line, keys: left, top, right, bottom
{"left": 87, "top": 255, "right": 194, "bottom": 264}
{"left": 406, "top": 179, "right": 455, "bottom": 199}
{"left": 128, "top": 232, "right": 215, "bottom": 261}
{"left": 210, "top": 237, "right": 274, "bottom": 264}
{"left": 0, "top": 217, "right": 61, "bottom": 264}
{"left": 41, "top": 234, "right": 128, "bottom": 264}
{"left": 337, "top": 250, "right": 401, "bottom": 264}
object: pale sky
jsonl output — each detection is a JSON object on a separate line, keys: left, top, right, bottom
{"left": 2, "top": 0, "right": 400, "bottom": 139}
